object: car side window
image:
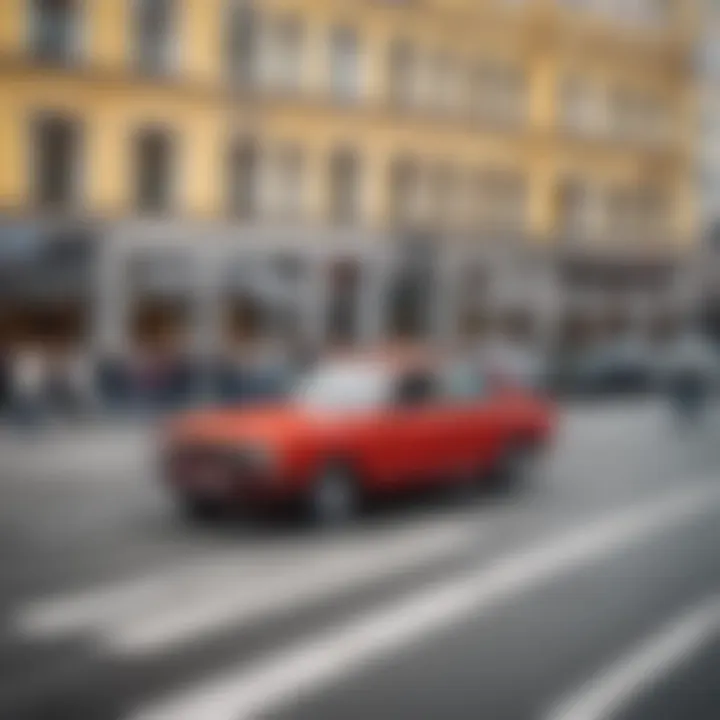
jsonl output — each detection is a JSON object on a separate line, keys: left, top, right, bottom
{"left": 393, "top": 370, "right": 438, "bottom": 409}
{"left": 441, "top": 362, "right": 488, "bottom": 403}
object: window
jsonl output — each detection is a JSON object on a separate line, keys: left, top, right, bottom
{"left": 329, "top": 27, "right": 360, "bottom": 102}
{"left": 226, "top": 1, "right": 257, "bottom": 86}
{"left": 33, "top": 115, "right": 80, "bottom": 209}
{"left": 228, "top": 140, "right": 259, "bottom": 219}
{"left": 389, "top": 158, "right": 421, "bottom": 229}
{"left": 134, "top": 0, "right": 175, "bottom": 76}
{"left": 261, "top": 15, "right": 304, "bottom": 92}
{"left": 294, "top": 362, "right": 391, "bottom": 412}
{"left": 30, "top": 0, "right": 79, "bottom": 65}
{"left": 557, "top": 179, "right": 590, "bottom": 239}
{"left": 610, "top": 0, "right": 672, "bottom": 28}
{"left": 226, "top": 1, "right": 258, "bottom": 86}
{"left": 431, "top": 52, "right": 455, "bottom": 112}
{"left": 473, "top": 59, "right": 527, "bottom": 125}
{"left": 328, "top": 149, "right": 361, "bottom": 225}
{"left": 474, "top": 170, "right": 527, "bottom": 233}
{"left": 440, "top": 362, "right": 487, "bottom": 402}
{"left": 560, "top": 76, "right": 598, "bottom": 133}
{"left": 134, "top": 129, "right": 173, "bottom": 214}
{"left": 326, "top": 260, "right": 361, "bottom": 346}
{"left": 271, "top": 146, "right": 304, "bottom": 220}
{"left": 428, "top": 164, "right": 457, "bottom": 229}
{"left": 388, "top": 38, "right": 416, "bottom": 108}
{"left": 393, "top": 370, "right": 438, "bottom": 408}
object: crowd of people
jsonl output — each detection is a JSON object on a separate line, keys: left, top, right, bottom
{"left": 0, "top": 338, "right": 317, "bottom": 424}
{"left": 0, "top": 329, "right": 716, "bottom": 426}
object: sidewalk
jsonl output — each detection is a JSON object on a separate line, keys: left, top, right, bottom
{"left": 0, "top": 417, "right": 156, "bottom": 480}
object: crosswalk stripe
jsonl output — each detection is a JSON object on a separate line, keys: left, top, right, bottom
{"left": 13, "top": 518, "right": 477, "bottom": 652}
{"left": 126, "top": 481, "right": 720, "bottom": 720}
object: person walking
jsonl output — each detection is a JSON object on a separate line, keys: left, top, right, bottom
{"left": 664, "top": 329, "right": 717, "bottom": 424}
{"left": 10, "top": 342, "right": 47, "bottom": 428}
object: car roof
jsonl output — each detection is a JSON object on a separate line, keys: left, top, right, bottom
{"left": 323, "top": 344, "right": 443, "bottom": 374}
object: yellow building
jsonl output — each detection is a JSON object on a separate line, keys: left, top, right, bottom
{"left": 0, "top": 0, "right": 701, "bottom": 354}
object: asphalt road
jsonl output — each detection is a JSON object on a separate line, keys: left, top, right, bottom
{"left": 1, "top": 401, "right": 720, "bottom": 720}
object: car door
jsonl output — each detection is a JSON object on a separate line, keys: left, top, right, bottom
{"left": 386, "top": 368, "right": 444, "bottom": 487}
{"left": 443, "top": 361, "right": 513, "bottom": 479}
{"left": 438, "top": 361, "right": 505, "bottom": 479}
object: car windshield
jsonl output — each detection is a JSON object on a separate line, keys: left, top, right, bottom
{"left": 292, "top": 361, "right": 391, "bottom": 412}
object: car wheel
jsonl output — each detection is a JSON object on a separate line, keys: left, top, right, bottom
{"left": 307, "top": 462, "right": 359, "bottom": 528}
{"left": 180, "top": 494, "right": 224, "bottom": 523}
{"left": 490, "top": 441, "right": 536, "bottom": 494}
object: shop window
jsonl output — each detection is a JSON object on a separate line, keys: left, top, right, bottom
{"left": 387, "top": 267, "right": 432, "bottom": 341}
{"left": 326, "top": 260, "right": 361, "bottom": 346}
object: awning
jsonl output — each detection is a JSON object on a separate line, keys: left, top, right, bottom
{"left": 0, "top": 223, "right": 96, "bottom": 301}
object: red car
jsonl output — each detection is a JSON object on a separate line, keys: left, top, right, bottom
{"left": 162, "top": 353, "right": 556, "bottom": 524}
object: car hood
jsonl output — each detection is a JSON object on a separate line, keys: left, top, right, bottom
{"left": 167, "top": 404, "right": 320, "bottom": 447}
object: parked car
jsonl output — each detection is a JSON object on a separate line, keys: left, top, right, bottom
{"left": 550, "top": 340, "right": 659, "bottom": 398}
{"left": 161, "top": 352, "right": 557, "bottom": 525}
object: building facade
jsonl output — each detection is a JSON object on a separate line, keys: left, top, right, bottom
{"left": 0, "top": 0, "right": 701, "bottom": 357}
{"left": 697, "top": 0, "right": 720, "bottom": 339}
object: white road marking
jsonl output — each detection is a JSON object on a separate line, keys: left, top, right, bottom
{"left": 105, "top": 522, "right": 476, "bottom": 655}
{"left": 127, "top": 482, "right": 720, "bottom": 720}
{"left": 13, "top": 520, "right": 476, "bottom": 648}
{"left": 547, "top": 596, "right": 720, "bottom": 720}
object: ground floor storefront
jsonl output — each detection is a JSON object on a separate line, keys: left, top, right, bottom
{"left": 0, "top": 217, "right": 699, "bottom": 408}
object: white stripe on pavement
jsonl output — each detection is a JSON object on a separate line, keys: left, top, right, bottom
{"left": 127, "top": 482, "right": 720, "bottom": 720}
{"left": 13, "top": 519, "right": 476, "bottom": 648}
{"left": 105, "top": 523, "right": 475, "bottom": 655}
{"left": 547, "top": 596, "right": 720, "bottom": 720}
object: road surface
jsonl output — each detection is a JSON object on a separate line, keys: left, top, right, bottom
{"left": 0, "top": 401, "right": 719, "bottom": 720}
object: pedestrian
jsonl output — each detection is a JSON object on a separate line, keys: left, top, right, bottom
{"left": 664, "top": 329, "right": 716, "bottom": 424}
{"left": 10, "top": 341, "right": 47, "bottom": 428}
{"left": 65, "top": 345, "right": 96, "bottom": 417}
{"left": 0, "top": 341, "right": 9, "bottom": 418}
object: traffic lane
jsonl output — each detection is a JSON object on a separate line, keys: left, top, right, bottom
{"left": 268, "top": 493, "right": 720, "bottom": 720}
{"left": 4, "top": 483, "right": 719, "bottom": 720}
{"left": 615, "top": 639, "right": 720, "bottom": 720}
{"left": 0, "top": 491, "right": 658, "bottom": 720}
{"left": 0, "top": 401, "right": 711, "bottom": 603}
